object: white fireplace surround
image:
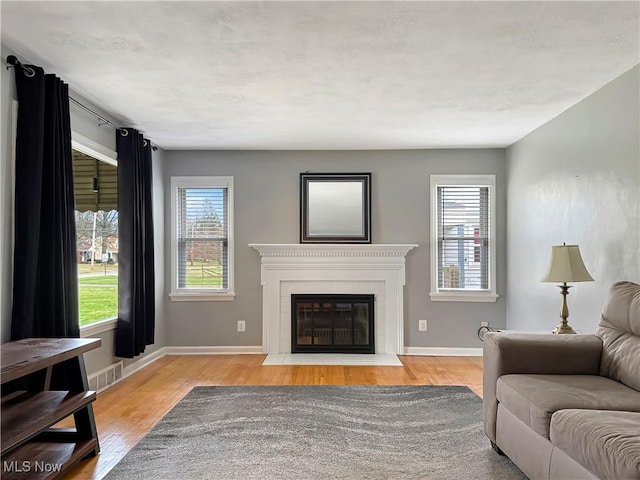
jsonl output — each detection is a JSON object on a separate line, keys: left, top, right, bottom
{"left": 249, "top": 244, "right": 418, "bottom": 355}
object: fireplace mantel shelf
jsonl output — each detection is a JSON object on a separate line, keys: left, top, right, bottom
{"left": 250, "top": 243, "right": 418, "bottom": 356}
{"left": 249, "top": 244, "right": 418, "bottom": 257}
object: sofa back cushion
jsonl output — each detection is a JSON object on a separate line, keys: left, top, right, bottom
{"left": 596, "top": 281, "right": 640, "bottom": 391}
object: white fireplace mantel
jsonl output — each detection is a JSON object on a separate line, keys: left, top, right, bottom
{"left": 249, "top": 244, "right": 418, "bottom": 355}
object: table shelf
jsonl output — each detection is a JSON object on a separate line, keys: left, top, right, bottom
{"left": 1, "top": 438, "right": 98, "bottom": 480}
{"left": 2, "top": 390, "right": 96, "bottom": 454}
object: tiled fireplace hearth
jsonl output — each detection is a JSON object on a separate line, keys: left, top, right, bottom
{"left": 249, "top": 244, "right": 417, "bottom": 360}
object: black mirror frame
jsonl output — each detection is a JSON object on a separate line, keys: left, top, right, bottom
{"left": 300, "top": 172, "right": 372, "bottom": 244}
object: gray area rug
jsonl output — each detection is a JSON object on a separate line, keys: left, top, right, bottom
{"left": 105, "top": 386, "right": 526, "bottom": 480}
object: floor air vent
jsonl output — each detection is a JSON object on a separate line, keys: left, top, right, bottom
{"left": 88, "top": 360, "right": 124, "bottom": 393}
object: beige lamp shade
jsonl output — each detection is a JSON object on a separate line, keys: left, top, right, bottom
{"left": 541, "top": 244, "right": 594, "bottom": 283}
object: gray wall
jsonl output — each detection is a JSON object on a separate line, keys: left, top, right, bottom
{"left": 163, "top": 149, "right": 507, "bottom": 349}
{"left": 506, "top": 65, "right": 640, "bottom": 333}
{"left": 0, "top": 46, "right": 166, "bottom": 373}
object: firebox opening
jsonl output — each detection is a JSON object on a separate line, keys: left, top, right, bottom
{"left": 291, "top": 294, "right": 375, "bottom": 353}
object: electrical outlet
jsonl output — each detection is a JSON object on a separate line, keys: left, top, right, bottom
{"left": 418, "top": 320, "right": 428, "bottom": 331}
{"left": 481, "top": 321, "right": 489, "bottom": 327}
{"left": 237, "top": 320, "right": 246, "bottom": 332}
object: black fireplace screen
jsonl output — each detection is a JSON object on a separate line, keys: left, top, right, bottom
{"left": 291, "top": 294, "right": 374, "bottom": 353}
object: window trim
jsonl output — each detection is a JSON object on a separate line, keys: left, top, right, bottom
{"left": 429, "top": 174, "right": 498, "bottom": 303}
{"left": 72, "top": 132, "right": 117, "bottom": 166}
{"left": 170, "top": 176, "right": 235, "bottom": 302}
{"left": 80, "top": 317, "right": 117, "bottom": 337}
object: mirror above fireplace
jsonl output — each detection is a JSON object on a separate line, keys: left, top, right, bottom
{"left": 300, "top": 173, "right": 371, "bottom": 243}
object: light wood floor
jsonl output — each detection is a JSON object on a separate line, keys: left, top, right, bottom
{"left": 63, "top": 354, "right": 483, "bottom": 479}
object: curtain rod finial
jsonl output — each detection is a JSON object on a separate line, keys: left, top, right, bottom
{"left": 6, "top": 55, "right": 35, "bottom": 77}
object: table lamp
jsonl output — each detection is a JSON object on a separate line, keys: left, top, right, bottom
{"left": 541, "top": 243, "right": 594, "bottom": 334}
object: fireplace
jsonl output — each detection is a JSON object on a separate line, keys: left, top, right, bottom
{"left": 249, "top": 243, "right": 417, "bottom": 356}
{"left": 292, "top": 294, "right": 375, "bottom": 353}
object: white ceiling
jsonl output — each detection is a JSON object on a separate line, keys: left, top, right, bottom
{"left": 1, "top": 1, "right": 639, "bottom": 150}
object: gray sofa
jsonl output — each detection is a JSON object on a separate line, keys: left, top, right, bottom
{"left": 483, "top": 280, "right": 640, "bottom": 480}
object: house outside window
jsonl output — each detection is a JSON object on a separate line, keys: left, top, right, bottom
{"left": 430, "top": 174, "right": 498, "bottom": 302}
{"left": 170, "top": 176, "right": 235, "bottom": 301}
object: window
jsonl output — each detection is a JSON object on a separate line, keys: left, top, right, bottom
{"left": 430, "top": 175, "right": 498, "bottom": 302}
{"left": 72, "top": 147, "right": 119, "bottom": 326}
{"left": 170, "top": 176, "right": 234, "bottom": 301}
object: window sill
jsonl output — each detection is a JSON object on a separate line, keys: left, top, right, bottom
{"left": 80, "top": 317, "right": 117, "bottom": 337}
{"left": 169, "top": 292, "right": 236, "bottom": 302}
{"left": 429, "top": 292, "right": 499, "bottom": 303}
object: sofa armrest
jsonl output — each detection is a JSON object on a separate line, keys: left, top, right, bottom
{"left": 483, "top": 333, "right": 602, "bottom": 443}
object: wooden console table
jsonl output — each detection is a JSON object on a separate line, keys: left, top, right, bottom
{"left": 1, "top": 338, "right": 101, "bottom": 479}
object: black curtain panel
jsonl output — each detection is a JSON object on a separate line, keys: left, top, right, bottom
{"left": 11, "top": 64, "right": 79, "bottom": 340}
{"left": 115, "top": 128, "right": 155, "bottom": 358}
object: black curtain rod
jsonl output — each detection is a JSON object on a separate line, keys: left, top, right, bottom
{"left": 67, "top": 96, "right": 126, "bottom": 133}
{"left": 69, "top": 98, "right": 158, "bottom": 150}
{"left": 6, "top": 54, "right": 157, "bottom": 150}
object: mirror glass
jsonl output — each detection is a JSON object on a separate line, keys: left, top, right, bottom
{"left": 307, "top": 181, "right": 364, "bottom": 236}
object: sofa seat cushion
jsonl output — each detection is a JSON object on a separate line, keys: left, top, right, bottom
{"left": 496, "top": 374, "right": 640, "bottom": 438}
{"left": 550, "top": 409, "right": 640, "bottom": 480}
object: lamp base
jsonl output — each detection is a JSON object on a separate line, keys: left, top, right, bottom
{"left": 552, "top": 323, "right": 577, "bottom": 334}
{"left": 552, "top": 283, "right": 577, "bottom": 334}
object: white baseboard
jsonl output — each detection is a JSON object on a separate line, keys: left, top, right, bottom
{"left": 163, "top": 346, "right": 263, "bottom": 355}
{"left": 403, "top": 347, "right": 483, "bottom": 357}
{"left": 122, "top": 347, "right": 167, "bottom": 379}
{"left": 119, "top": 345, "right": 479, "bottom": 381}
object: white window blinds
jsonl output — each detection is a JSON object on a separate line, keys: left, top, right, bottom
{"left": 436, "top": 185, "right": 490, "bottom": 291}
{"left": 176, "top": 186, "right": 229, "bottom": 290}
